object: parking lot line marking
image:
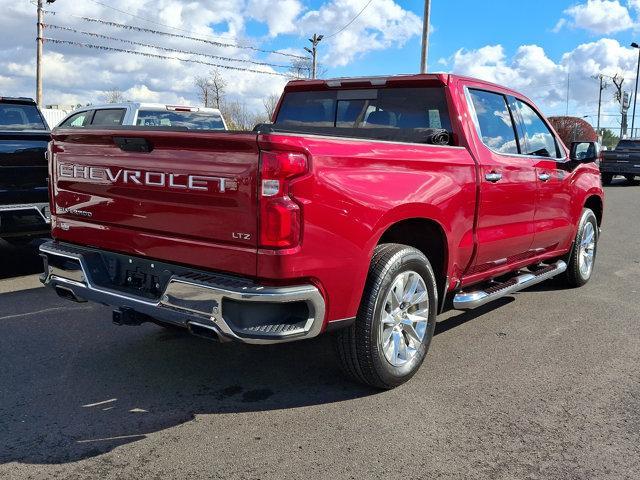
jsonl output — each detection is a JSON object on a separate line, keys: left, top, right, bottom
{"left": 76, "top": 434, "right": 147, "bottom": 444}
{"left": 82, "top": 398, "right": 117, "bottom": 408}
{"left": 0, "top": 305, "right": 92, "bottom": 321}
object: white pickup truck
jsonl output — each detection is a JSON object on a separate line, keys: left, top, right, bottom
{"left": 57, "top": 102, "right": 227, "bottom": 130}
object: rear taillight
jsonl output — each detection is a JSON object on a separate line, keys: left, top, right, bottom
{"left": 259, "top": 150, "right": 308, "bottom": 248}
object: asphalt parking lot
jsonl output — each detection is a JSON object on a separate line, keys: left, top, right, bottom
{"left": 1, "top": 181, "right": 639, "bottom": 480}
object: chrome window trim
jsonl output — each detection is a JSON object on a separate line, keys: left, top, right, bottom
{"left": 464, "top": 86, "right": 569, "bottom": 163}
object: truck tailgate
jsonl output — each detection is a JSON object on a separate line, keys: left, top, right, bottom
{"left": 50, "top": 129, "right": 260, "bottom": 275}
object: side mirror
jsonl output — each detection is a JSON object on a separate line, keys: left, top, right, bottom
{"left": 570, "top": 141, "right": 600, "bottom": 163}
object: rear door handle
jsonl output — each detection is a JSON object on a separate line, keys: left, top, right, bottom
{"left": 485, "top": 171, "right": 502, "bottom": 183}
{"left": 538, "top": 172, "right": 551, "bottom": 182}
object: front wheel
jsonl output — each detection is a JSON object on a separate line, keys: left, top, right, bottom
{"left": 563, "top": 209, "right": 598, "bottom": 287}
{"left": 334, "top": 244, "right": 437, "bottom": 389}
{"left": 601, "top": 173, "right": 613, "bottom": 186}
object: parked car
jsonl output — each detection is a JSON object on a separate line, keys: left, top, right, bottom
{"left": 40, "top": 74, "right": 604, "bottom": 389}
{"left": 58, "top": 102, "right": 227, "bottom": 130}
{"left": 600, "top": 139, "right": 640, "bottom": 184}
{"left": 0, "top": 97, "right": 51, "bottom": 243}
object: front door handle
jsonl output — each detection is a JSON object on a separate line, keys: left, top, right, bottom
{"left": 485, "top": 171, "right": 502, "bottom": 183}
{"left": 538, "top": 172, "right": 551, "bottom": 182}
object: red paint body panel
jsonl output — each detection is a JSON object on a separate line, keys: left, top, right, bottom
{"left": 48, "top": 74, "right": 604, "bottom": 329}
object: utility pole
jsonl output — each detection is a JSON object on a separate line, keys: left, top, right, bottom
{"left": 35, "top": 0, "right": 55, "bottom": 106}
{"left": 304, "top": 34, "right": 323, "bottom": 79}
{"left": 36, "top": 0, "right": 43, "bottom": 106}
{"left": 630, "top": 42, "right": 640, "bottom": 138}
{"left": 595, "top": 74, "right": 608, "bottom": 140}
{"left": 420, "top": 0, "right": 431, "bottom": 73}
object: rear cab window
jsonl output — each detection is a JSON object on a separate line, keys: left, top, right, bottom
{"left": 0, "top": 102, "right": 47, "bottom": 130}
{"left": 274, "top": 86, "right": 454, "bottom": 145}
{"left": 135, "top": 110, "right": 225, "bottom": 130}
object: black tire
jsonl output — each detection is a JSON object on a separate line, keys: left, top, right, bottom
{"left": 563, "top": 209, "right": 598, "bottom": 288}
{"left": 601, "top": 173, "right": 613, "bottom": 186}
{"left": 625, "top": 175, "right": 638, "bottom": 185}
{"left": 334, "top": 243, "right": 438, "bottom": 389}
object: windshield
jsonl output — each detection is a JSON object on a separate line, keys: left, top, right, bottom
{"left": 0, "top": 103, "right": 47, "bottom": 130}
{"left": 135, "top": 110, "right": 225, "bottom": 130}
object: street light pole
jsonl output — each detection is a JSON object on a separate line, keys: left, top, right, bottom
{"left": 420, "top": 0, "right": 431, "bottom": 73}
{"left": 631, "top": 42, "right": 640, "bottom": 138}
{"left": 304, "top": 34, "right": 323, "bottom": 79}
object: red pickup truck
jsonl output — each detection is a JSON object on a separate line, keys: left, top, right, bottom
{"left": 40, "top": 74, "right": 604, "bottom": 389}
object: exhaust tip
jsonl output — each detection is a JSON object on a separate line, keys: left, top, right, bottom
{"left": 55, "top": 285, "right": 85, "bottom": 303}
{"left": 187, "top": 322, "right": 220, "bottom": 342}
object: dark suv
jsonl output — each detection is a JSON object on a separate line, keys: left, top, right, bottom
{"left": 0, "top": 97, "right": 51, "bottom": 242}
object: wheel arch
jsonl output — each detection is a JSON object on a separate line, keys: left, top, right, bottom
{"left": 584, "top": 194, "right": 603, "bottom": 227}
{"left": 376, "top": 217, "right": 449, "bottom": 309}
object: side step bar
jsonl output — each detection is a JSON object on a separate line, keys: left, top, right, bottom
{"left": 452, "top": 260, "right": 567, "bottom": 310}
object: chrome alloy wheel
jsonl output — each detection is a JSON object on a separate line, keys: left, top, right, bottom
{"left": 579, "top": 221, "right": 596, "bottom": 278}
{"left": 379, "top": 270, "right": 430, "bottom": 367}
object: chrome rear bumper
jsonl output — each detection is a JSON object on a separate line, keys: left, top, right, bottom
{"left": 39, "top": 241, "right": 325, "bottom": 344}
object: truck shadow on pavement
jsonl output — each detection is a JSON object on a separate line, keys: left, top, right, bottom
{"left": 0, "top": 286, "right": 506, "bottom": 465}
{"left": 0, "top": 238, "right": 47, "bottom": 280}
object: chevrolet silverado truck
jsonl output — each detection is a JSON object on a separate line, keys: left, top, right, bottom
{"left": 40, "top": 74, "right": 604, "bottom": 389}
{"left": 600, "top": 139, "right": 640, "bottom": 185}
{"left": 0, "top": 97, "right": 51, "bottom": 242}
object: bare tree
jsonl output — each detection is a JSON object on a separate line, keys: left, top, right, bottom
{"left": 194, "top": 75, "right": 211, "bottom": 107}
{"left": 221, "top": 100, "right": 254, "bottom": 130}
{"left": 263, "top": 93, "right": 280, "bottom": 121}
{"left": 104, "top": 88, "right": 125, "bottom": 103}
{"left": 194, "top": 69, "right": 227, "bottom": 108}
{"left": 288, "top": 58, "right": 327, "bottom": 79}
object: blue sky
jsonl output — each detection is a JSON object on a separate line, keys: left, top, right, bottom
{"left": 251, "top": 0, "right": 631, "bottom": 75}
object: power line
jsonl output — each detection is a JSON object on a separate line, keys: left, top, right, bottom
{"left": 43, "top": 38, "right": 291, "bottom": 77}
{"left": 324, "top": 0, "right": 375, "bottom": 38}
{"left": 45, "top": 24, "right": 292, "bottom": 69}
{"left": 43, "top": 10, "right": 308, "bottom": 60}
{"left": 86, "top": 0, "right": 245, "bottom": 43}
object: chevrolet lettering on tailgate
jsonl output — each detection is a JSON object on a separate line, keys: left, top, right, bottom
{"left": 58, "top": 163, "right": 238, "bottom": 192}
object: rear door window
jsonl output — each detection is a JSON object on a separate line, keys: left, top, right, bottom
{"left": 468, "top": 89, "right": 519, "bottom": 155}
{"left": 59, "top": 111, "right": 91, "bottom": 128}
{"left": 91, "top": 109, "right": 126, "bottom": 127}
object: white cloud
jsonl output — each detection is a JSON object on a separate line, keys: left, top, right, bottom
{"left": 247, "top": 0, "right": 303, "bottom": 37}
{"left": 297, "top": 0, "right": 422, "bottom": 67}
{"left": 559, "top": 0, "right": 634, "bottom": 34}
{"left": 451, "top": 39, "right": 638, "bottom": 117}
{"left": 0, "top": 0, "right": 421, "bottom": 112}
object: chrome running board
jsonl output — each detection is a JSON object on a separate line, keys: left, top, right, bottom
{"left": 452, "top": 260, "right": 567, "bottom": 310}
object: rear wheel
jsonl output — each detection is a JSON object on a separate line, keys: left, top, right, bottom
{"left": 601, "top": 173, "right": 613, "bottom": 185}
{"left": 334, "top": 244, "right": 437, "bottom": 389}
{"left": 625, "top": 174, "right": 638, "bottom": 185}
{"left": 563, "top": 209, "right": 598, "bottom": 288}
